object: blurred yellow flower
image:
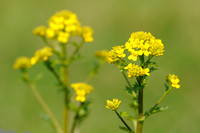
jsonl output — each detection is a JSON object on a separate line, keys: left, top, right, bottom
{"left": 71, "top": 82, "right": 93, "bottom": 102}
{"left": 13, "top": 57, "right": 31, "bottom": 70}
{"left": 106, "top": 45, "right": 125, "bottom": 64}
{"left": 106, "top": 99, "right": 121, "bottom": 111}
{"left": 82, "top": 26, "right": 94, "bottom": 42}
{"left": 33, "top": 26, "right": 46, "bottom": 36}
{"left": 31, "top": 47, "right": 53, "bottom": 65}
{"left": 57, "top": 31, "right": 69, "bottom": 43}
{"left": 166, "top": 74, "right": 180, "bottom": 89}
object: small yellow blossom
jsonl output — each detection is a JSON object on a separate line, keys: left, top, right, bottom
{"left": 13, "top": 57, "right": 31, "bottom": 70}
{"left": 31, "top": 47, "right": 53, "bottom": 65}
{"left": 33, "top": 26, "right": 46, "bottom": 36}
{"left": 106, "top": 45, "right": 126, "bottom": 64}
{"left": 82, "top": 26, "right": 94, "bottom": 42}
{"left": 128, "top": 49, "right": 139, "bottom": 61}
{"left": 106, "top": 99, "right": 121, "bottom": 111}
{"left": 46, "top": 28, "right": 55, "bottom": 38}
{"left": 57, "top": 31, "right": 69, "bottom": 43}
{"left": 71, "top": 82, "right": 93, "bottom": 102}
{"left": 124, "top": 63, "right": 150, "bottom": 77}
{"left": 166, "top": 74, "right": 180, "bottom": 89}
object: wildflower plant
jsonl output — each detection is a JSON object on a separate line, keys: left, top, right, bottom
{"left": 105, "top": 31, "right": 180, "bottom": 133}
{"left": 14, "top": 10, "right": 97, "bottom": 133}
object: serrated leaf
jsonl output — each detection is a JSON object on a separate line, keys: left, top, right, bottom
{"left": 132, "top": 83, "right": 142, "bottom": 93}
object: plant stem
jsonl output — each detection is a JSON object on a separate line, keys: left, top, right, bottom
{"left": 136, "top": 77, "right": 144, "bottom": 133}
{"left": 115, "top": 110, "right": 133, "bottom": 132}
{"left": 22, "top": 72, "right": 63, "bottom": 133}
{"left": 145, "top": 86, "right": 172, "bottom": 119}
{"left": 61, "top": 43, "right": 69, "bottom": 133}
{"left": 121, "top": 70, "right": 132, "bottom": 89}
{"left": 70, "top": 103, "right": 83, "bottom": 133}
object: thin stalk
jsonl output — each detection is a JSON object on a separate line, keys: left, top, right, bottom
{"left": 115, "top": 110, "right": 133, "bottom": 132}
{"left": 145, "top": 86, "right": 172, "bottom": 119}
{"left": 70, "top": 103, "right": 83, "bottom": 133}
{"left": 121, "top": 70, "right": 132, "bottom": 89}
{"left": 67, "top": 39, "right": 84, "bottom": 65}
{"left": 61, "top": 43, "right": 69, "bottom": 133}
{"left": 22, "top": 72, "right": 63, "bottom": 133}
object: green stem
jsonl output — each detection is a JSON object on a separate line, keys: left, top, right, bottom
{"left": 67, "top": 39, "right": 84, "bottom": 65}
{"left": 22, "top": 72, "right": 63, "bottom": 133}
{"left": 121, "top": 70, "right": 132, "bottom": 89}
{"left": 70, "top": 103, "right": 83, "bottom": 133}
{"left": 136, "top": 77, "right": 144, "bottom": 133}
{"left": 145, "top": 86, "right": 172, "bottom": 119}
{"left": 115, "top": 110, "right": 133, "bottom": 132}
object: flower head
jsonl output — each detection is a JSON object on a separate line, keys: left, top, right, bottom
{"left": 31, "top": 47, "right": 53, "bottom": 65}
{"left": 94, "top": 50, "right": 109, "bottom": 61}
{"left": 125, "top": 31, "right": 164, "bottom": 58}
{"left": 82, "top": 26, "right": 94, "bottom": 42}
{"left": 106, "top": 45, "right": 126, "bottom": 64}
{"left": 71, "top": 82, "right": 93, "bottom": 102}
{"left": 13, "top": 57, "right": 31, "bottom": 70}
{"left": 166, "top": 74, "right": 180, "bottom": 89}
{"left": 33, "top": 26, "right": 46, "bottom": 37}
{"left": 124, "top": 63, "right": 150, "bottom": 77}
{"left": 106, "top": 99, "right": 121, "bottom": 111}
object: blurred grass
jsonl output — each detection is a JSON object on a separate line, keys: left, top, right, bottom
{"left": 0, "top": 0, "right": 200, "bottom": 132}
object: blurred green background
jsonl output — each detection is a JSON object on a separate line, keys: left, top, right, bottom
{"left": 0, "top": 0, "right": 200, "bottom": 132}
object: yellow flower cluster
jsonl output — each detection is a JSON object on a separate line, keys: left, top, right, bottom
{"left": 125, "top": 31, "right": 164, "bottom": 61}
{"left": 13, "top": 57, "right": 32, "bottom": 70}
{"left": 106, "top": 99, "right": 121, "bottom": 111}
{"left": 106, "top": 45, "right": 125, "bottom": 64}
{"left": 71, "top": 82, "right": 93, "bottom": 102}
{"left": 124, "top": 63, "right": 150, "bottom": 77}
{"left": 31, "top": 47, "right": 53, "bottom": 65}
{"left": 33, "top": 10, "right": 93, "bottom": 43}
{"left": 166, "top": 74, "right": 180, "bottom": 89}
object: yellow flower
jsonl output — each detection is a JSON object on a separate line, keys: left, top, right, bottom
{"left": 71, "top": 82, "right": 93, "bottom": 102}
{"left": 46, "top": 28, "right": 55, "bottom": 38}
{"left": 125, "top": 31, "right": 164, "bottom": 57}
{"left": 124, "top": 63, "right": 150, "bottom": 77}
{"left": 33, "top": 26, "right": 46, "bottom": 36}
{"left": 166, "top": 74, "right": 180, "bottom": 89}
{"left": 128, "top": 49, "right": 139, "bottom": 61}
{"left": 82, "top": 26, "right": 94, "bottom": 42}
{"left": 31, "top": 47, "right": 53, "bottom": 65}
{"left": 106, "top": 99, "right": 121, "bottom": 111}
{"left": 57, "top": 31, "right": 69, "bottom": 43}
{"left": 13, "top": 57, "right": 31, "bottom": 70}
{"left": 106, "top": 45, "right": 126, "bottom": 64}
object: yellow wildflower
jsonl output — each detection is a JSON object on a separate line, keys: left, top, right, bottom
{"left": 13, "top": 57, "right": 31, "bottom": 70}
{"left": 106, "top": 99, "right": 121, "bottom": 111}
{"left": 166, "top": 74, "right": 180, "bottom": 89}
{"left": 124, "top": 63, "right": 150, "bottom": 77}
{"left": 71, "top": 82, "right": 93, "bottom": 102}
{"left": 33, "top": 26, "right": 46, "bottom": 36}
{"left": 31, "top": 47, "right": 53, "bottom": 65}
{"left": 128, "top": 49, "right": 139, "bottom": 61}
{"left": 82, "top": 26, "right": 94, "bottom": 42}
{"left": 57, "top": 31, "right": 69, "bottom": 43}
{"left": 106, "top": 45, "right": 126, "bottom": 64}
{"left": 46, "top": 28, "right": 55, "bottom": 38}
{"left": 125, "top": 31, "right": 164, "bottom": 57}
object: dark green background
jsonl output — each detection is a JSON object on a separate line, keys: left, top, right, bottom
{"left": 0, "top": 0, "right": 200, "bottom": 132}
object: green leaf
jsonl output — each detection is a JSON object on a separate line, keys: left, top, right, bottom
{"left": 119, "top": 126, "right": 130, "bottom": 132}
{"left": 126, "top": 86, "right": 132, "bottom": 95}
{"left": 68, "top": 103, "right": 78, "bottom": 112}
{"left": 152, "top": 106, "right": 168, "bottom": 114}
{"left": 127, "top": 116, "right": 136, "bottom": 121}
{"left": 129, "top": 101, "right": 138, "bottom": 109}
{"left": 164, "top": 83, "right": 169, "bottom": 91}
{"left": 149, "top": 66, "right": 158, "bottom": 73}
{"left": 132, "top": 83, "right": 142, "bottom": 93}
{"left": 120, "top": 112, "right": 128, "bottom": 117}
